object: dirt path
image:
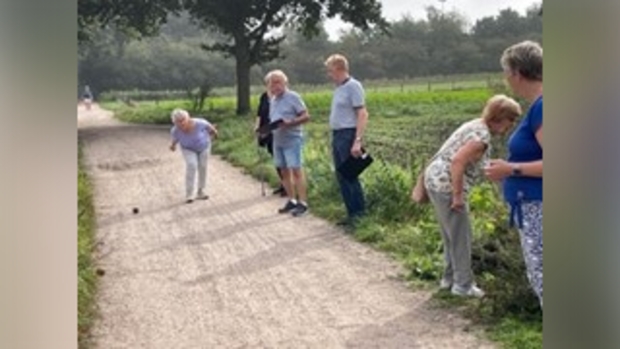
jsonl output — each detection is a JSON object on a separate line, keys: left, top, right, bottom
{"left": 78, "top": 105, "right": 495, "bottom": 349}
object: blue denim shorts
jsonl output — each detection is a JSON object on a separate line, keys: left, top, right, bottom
{"left": 273, "top": 138, "right": 303, "bottom": 169}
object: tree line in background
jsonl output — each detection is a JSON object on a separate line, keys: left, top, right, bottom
{"left": 78, "top": 3, "right": 541, "bottom": 110}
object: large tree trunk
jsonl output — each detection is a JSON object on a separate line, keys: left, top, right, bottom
{"left": 235, "top": 41, "right": 252, "bottom": 115}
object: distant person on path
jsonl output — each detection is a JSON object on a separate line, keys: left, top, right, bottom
{"left": 484, "top": 40, "right": 543, "bottom": 307}
{"left": 265, "top": 70, "right": 311, "bottom": 217}
{"left": 422, "top": 95, "right": 522, "bottom": 298}
{"left": 82, "top": 85, "right": 93, "bottom": 110}
{"left": 255, "top": 85, "right": 286, "bottom": 197}
{"left": 324, "top": 54, "right": 368, "bottom": 229}
{"left": 169, "top": 108, "right": 218, "bottom": 203}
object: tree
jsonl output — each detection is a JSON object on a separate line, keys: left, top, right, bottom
{"left": 376, "top": 16, "right": 429, "bottom": 78}
{"left": 78, "top": 0, "right": 182, "bottom": 45}
{"left": 273, "top": 24, "right": 335, "bottom": 84}
{"left": 183, "top": 0, "right": 388, "bottom": 115}
{"left": 424, "top": 6, "right": 469, "bottom": 75}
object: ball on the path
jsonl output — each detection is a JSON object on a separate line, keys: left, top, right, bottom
{"left": 96, "top": 268, "right": 105, "bottom": 276}
{"left": 132, "top": 207, "right": 139, "bottom": 214}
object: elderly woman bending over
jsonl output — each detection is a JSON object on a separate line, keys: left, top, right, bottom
{"left": 169, "top": 108, "right": 218, "bottom": 203}
{"left": 420, "top": 95, "right": 521, "bottom": 297}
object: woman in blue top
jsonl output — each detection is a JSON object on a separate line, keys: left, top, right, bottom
{"left": 485, "top": 41, "right": 543, "bottom": 307}
{"left": 169, "top": 108, "right": 219, "bottom": 203}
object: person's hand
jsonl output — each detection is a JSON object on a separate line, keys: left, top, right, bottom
{"left": 281, "top": 118, "right": 293, "bottom": 128}
{"left": 254, "top": 126, "right": 263, "bottom": 138}
{"left": 484, "top": 159, "right": 511, "bottom": 181}
{"left": 169, "top": 143, "right": 176, "bottom": 152}
{"left": 451, "top": 193, "right": 465, "bottom": 211}
{"left": 351, "top": 140, "right": 363, "bottom": 158}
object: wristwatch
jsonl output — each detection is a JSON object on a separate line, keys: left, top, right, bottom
{"left": 511, "top": 164, "right": 522, "bottom": 176}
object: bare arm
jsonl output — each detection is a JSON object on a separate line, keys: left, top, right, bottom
{"left": 354, "top": 107, "right": 368, "bottom": 141}
{"left": 485, "top": 126, "right": 542, "bottom": 180}
{"left": 515, "top": 127, "right": 543, "bottom": 177}
{"left": 348, "top": 107, "right": 369, "bottom": 157}
{"left": 207, "top": 123, "right": 218, "bottom": 138}
{"left": 450, "top": 140, "right": 487, "bottom": 197}
{"left": 290, "top": 110, "right": 310, "bottom": 126}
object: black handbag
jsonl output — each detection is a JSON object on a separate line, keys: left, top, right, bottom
{"left": 337, "top": 149, "right": 374, "bottom": 179}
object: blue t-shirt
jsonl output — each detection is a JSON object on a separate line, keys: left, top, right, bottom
{"left": 269, "top": 90, "right": 307, "bottom": 147}
{"left": 171, "top": 118, "right": 212, "bottom": 152}
{"left": 329, "top": 77, "right": 365, "bottom": 130}
{"left": 503, "top": 95, "right": 543, "bottom": 206}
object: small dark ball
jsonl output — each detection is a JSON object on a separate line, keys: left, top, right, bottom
{"left": 96, "top": 268, "right": 105, "bottom": 276}
{"left": 132, "top": 207, "right": 139, "bottom": 214}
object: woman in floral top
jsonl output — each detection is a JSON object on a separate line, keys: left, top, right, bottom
{"left": 421, "top": 94, "right": 521, "bottom": 297}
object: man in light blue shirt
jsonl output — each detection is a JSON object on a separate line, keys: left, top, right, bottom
{"left": 266, "top": 70, "right": 311, "bottom": 217}
{"left": 325, "top": 54, "right": 369, "bottom": 228}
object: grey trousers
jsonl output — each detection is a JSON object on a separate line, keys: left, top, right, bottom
{"left": 427, "top": 189, "right": 474, "bottom": 290}
{"left": 181, "top": 147, "right": 210, "bottom": 199}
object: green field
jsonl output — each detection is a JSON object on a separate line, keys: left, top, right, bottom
{"left": 102, "top": 83, "right": 542, "bottom": 348}
{"left": 98, "top": 73, "right": 505, "bottom": 102}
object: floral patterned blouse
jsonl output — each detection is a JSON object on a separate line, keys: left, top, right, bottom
{"left": 424, "top": 118, "right": 491, "bottom": 194}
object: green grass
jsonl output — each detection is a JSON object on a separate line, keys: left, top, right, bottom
{"left": 103, "top": 84, "right": 541, "bottom": 348}
{"left": 78, "top": 144, "right": 98, "bottom": 348}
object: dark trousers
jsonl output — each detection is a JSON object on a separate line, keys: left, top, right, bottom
{"left": 332, "top": 128, "right": 365, "bottom": 219}
{"left": 260, "top": 135, "right": 284, "bottom": 184}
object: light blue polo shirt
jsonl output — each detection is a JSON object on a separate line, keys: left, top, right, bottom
{"left": 329, "top": 77, "right": 365, "bottom": 130}
{"left": 269, "top": 89, "right": 307, "bottom": 147}
{"left": 170, "top": 118, "right": 212, "bottom": 152}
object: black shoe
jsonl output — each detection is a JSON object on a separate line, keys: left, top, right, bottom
{"left": 272, "top": 186, "right": 285, "bottom": 195}
{"left": 278, "top": 200, "right": 297, "bottom": 214}
{"left": 336, "top": 219, "right": 351, "bottom": 226}
{"left": 336, "top": 217, "right": 359, "bottom": 233}
{"left": 291, "top": 203, "right": 308, "bottom": 217}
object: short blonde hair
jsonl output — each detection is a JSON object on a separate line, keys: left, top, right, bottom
{"left": 481, "top": 94, "right": 522, "bottom": 123}
{"left": 264, "top": 70, "right": 289, "bottom": 85}
{"left": 500, "top": 40, "right": 543, "bottom": 81}
{"left": 170, "top": 108, "right": 190, "bottom": 123}
{"left": 324, "top": 54, "right": 349, "bottom": 72}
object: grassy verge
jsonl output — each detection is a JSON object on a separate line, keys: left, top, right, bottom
{"left": 78, "top": 144, "right": 98, "bottom": 348}
{"left": 103, "top": 89, "right": 542, "bottom": 348}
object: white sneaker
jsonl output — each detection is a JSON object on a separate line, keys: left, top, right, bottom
{"left": 197, "top": 190, "right": 209, "bottom": 200}
{"left": 439, "top": 278, "right": 452, "bottom": 290}
{"left": 451, "top": 285, "right": 485, "bottom": 298}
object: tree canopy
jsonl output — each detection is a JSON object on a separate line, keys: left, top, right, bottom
{"left": 183, "top": 0, "right": 388, "bottom": 114}
{"left": 78, "top": 3, "right": 542, "bottom": 104}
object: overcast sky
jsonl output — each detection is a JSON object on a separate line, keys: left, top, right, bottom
{"left": 324, "top": 0, "right": 541, "bottom": 40}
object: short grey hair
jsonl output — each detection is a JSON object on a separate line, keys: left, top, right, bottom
{"left": 500, "top": 40, "right": 543, "bottom": 81}
{"left": 170, "top": 108, "right": 190, "bottom": 123}
{"left": 264, "top": 70, "right": 289, "bottom": 85}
